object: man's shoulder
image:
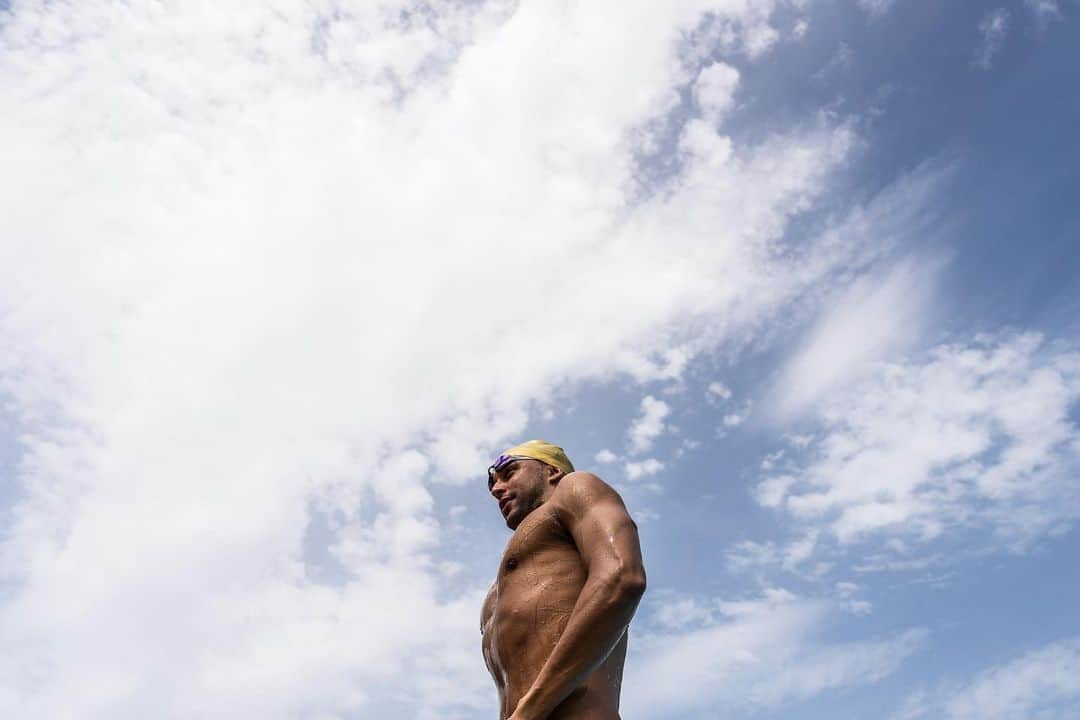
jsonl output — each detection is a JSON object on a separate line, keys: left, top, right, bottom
{"left": 551, "top": 471, "right": 625, "bottom": 516}
{"left": 558, "top": 470, "right": 613, "bottom": 492}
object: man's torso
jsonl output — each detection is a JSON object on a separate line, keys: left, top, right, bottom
{"left": 481, "top": 503, "right": 627, "bottom": 719}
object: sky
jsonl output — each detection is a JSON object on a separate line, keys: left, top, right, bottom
{"left": 0, "top": 0, "right": 1078, "bottom": 718}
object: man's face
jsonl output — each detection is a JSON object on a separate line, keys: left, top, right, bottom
{"left": 488, "top": 458, "right": 552, "bottom": 530}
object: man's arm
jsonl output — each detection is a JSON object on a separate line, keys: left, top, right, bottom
{"left": 510, "top": 472, "right": 646, "bottom": 720}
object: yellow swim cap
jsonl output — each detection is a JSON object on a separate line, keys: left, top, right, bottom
{"left": 489, "top": 439, "right": 575, "bottom": 478}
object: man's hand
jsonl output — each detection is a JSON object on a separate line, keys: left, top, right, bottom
{"left": 507, "top": 690, "right": 543, "bottom": 720}
{"left": 506, "top": 706, "right": 529, "bottom": 720}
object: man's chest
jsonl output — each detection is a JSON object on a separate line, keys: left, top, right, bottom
{"left": 486, "top": 508, "right": 586, "bottom": 652}
{"left": 495, "top": 508, "right": 584, "bottom": 592}
{"left": 501, "top": 507, "right": 568, "bottom": 560}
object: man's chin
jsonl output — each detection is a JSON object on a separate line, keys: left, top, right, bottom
{"left": 504, "top": 508, "right": 524, "bottom": 530}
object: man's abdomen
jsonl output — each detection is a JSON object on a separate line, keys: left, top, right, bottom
{"left": 492, "top": 546, "right": 625, "bottom": 717}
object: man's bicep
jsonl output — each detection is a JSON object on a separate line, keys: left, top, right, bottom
{"left": 560, "top": 474, "right": 645, "bottom": 578}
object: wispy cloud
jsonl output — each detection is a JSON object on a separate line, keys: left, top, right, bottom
{"left": 813, "top": 41, "right": 854, "bottom": 81}
{"left": 727, "top": 533, "right": 822, "bottom": 576}
{"left": 755, "top": 332, "right": 1080, "bottom": 570}
{"left": 707, "top": 381, "right": 733, "bottom": 402}
{"left": 769, "top": 254, "right": 945, "bottom": 420}
{"left": 974, "top": 8, "right": 1011, "bottom": 70}
{"left": 627, "top": 589, "right": 926, "bottom": 718}
{"left": 766, "top": 158, "right": 957, "bottom": 422}
{"left": 893, "top": 636, "right": 1080, "bottom": 720}
{"left": 857, "top": 0, "right": 896, "bottom": 18}
{"left": 1025, "top": 0, "right": 1063, "bottom": 30}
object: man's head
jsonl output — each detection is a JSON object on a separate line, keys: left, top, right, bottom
{"left": 487, "top": 440, "right": 574, "bottom": 530}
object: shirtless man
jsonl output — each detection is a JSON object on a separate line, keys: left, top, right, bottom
{"left": 481, "top": 440, "right": 647, "bottom": 720}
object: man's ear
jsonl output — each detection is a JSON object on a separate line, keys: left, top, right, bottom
{"left": 545, "top": 465, "right": 564, "bottom": 485}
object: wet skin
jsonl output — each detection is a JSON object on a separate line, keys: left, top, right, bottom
{"left": 481, "top": 462, "right": 646, "bottom": 720}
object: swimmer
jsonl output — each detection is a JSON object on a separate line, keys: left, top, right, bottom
{"left": 481, "top": 440, "right": 647, "bottom": 720}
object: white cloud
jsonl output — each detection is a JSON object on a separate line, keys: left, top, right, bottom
{"left": 727, "top": 539, "right": 780, "bottom": 572}
{"left": 0, "top": 0, "right": 864, "bottom": 717}
{"left": 650, "top": 594, "right": 721, "bottom": 632}
{"left": 834, "top": 581, "right": 872, "bottom": 615}
{"left": 756, "top": 332, "right": 1080, "bottom": 560}
{"left": 723, "top": 410, "right": 747, "bottom": 427}
{"left": 725, "top": 530, "right": 823, "bottom": 576}
{"left": 634, "top": 507, "right": 661, "bottom": 524}
{"left": 754, "top": 474, "right": 797, "bottom": 507}
{"left": 893, "top": 636, "right": 1080, "bottom": 720}
{"left": 782, "top": 529, "right": 819, "bottom": 570}
{"left": 767, "top": 158, "right": 957, "bottom": 421}
{"left": 694, "top": 62, "right": 740, "bottom": 125}
{"left": 1025, "top": 0, "right": 1063, "bottom": 29}
{"left": 615, "top": 345, "right": 696, "bottom": 385}
{"left": 848, "top": 599, "right": 873, "bottom": 616}
{"left": 857, "top": 0, "right": 895, "bottom": 17}
{"left": 707, "top": 381, "right": 733, "bottom": 401}
{"left": 625, "top": 458, "right": 665, "bottom": 480}
{"left": 717, "top": 399, "right": 752, "bottom": 437}
{"left": 974, "top": 9, "right": 1011, "bottom": 70}
{"left": 788, "top": 433, "right": 814, "bottom": 448}
{"left": 627, "top": 590, "right": 926, "bottom": 718}
{"left": 769, "top": 254, "right": 945, "bottom": 419}
{"left": 628, "top": 395, "right": 671, "bottom": 454}
{"left": 594, "top": 448, "right": 619, "bottom": 464}
{"left": 835, "top": 581, "right": 859, "bottom": 596}
{"left": 813, "top": 42, "right": 854, "bottom": 81}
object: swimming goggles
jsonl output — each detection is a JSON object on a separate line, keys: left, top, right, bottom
{"left": 487, "top": 454, "right": 530, "bottom": 489}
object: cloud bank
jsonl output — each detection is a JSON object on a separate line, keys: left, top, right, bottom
{"left": 627, "top": 589, "right": 926, "bottom": 719}
{"left": 754, "top": 332, "right": 1080, "bottom": 572}
{"left": 894, "top": 636, "right": 1080, "bottom": 720}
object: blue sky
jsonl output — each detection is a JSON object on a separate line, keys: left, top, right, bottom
{"left": 1, "top": 1, "right": 1078, "bottom": 718}
{"left": 445, "top": 3, "right": 1080, "bottom": 718}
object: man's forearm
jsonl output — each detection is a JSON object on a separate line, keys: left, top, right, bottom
{"left": 511, "top": 570, "right": 645, "bottom": 720}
